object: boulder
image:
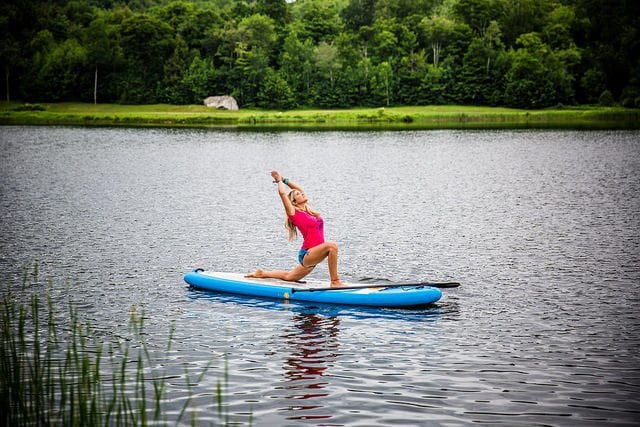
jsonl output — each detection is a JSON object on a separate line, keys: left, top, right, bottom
{"left": 204, "top": 96, "right": 239, "bottom": 110}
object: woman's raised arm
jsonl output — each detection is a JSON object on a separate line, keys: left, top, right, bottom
{"left": 271, "top": 170, "right": 296, "bottom": 216}
{"left": 282, "top": 176, "right": 303, "bottom": 193}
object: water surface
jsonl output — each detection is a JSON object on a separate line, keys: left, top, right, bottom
{"left": 1, "top": 126, "right": 639, "bottom": 425}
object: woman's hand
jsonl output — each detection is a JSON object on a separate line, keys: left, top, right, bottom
{"left": 271, "top": 170, "right": 282, "bottom": 182}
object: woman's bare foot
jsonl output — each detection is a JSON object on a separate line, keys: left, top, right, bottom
{"left": 330, "top": 279, "right": 343, "bottom": 287}
{"left": 246, "top": 268, "right": 264, "bottom": 278}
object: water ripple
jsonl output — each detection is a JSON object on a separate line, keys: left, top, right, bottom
{"left": 1, "top": 127, "right": 639, "bottom": 425}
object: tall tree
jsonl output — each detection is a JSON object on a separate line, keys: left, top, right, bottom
{"left": 370, "top": 18, "right": 399, "bottom": 62}
{"left": 291, "top": 0, "right": 343, "bottom": 44}
{"left": 452, "top": 0, "right": 504, "bottom": 35}
{"left": 37, "top": 38, "right": 88, "bottom": 101}
{"left": 0, "top": 1, "right": 23, "bottom": 101}
{"left": 85, "top": 15, "right": 122, "bottom": 104}
{"left": 0, "top": 35, "right": 20, "bottom": 102}
{"left": 458, "top": 22, "right": 507, "bottom": 105}
{"left": 256, "top": 0, "right": 290, "bottom": 28}
{"left": 396, "top": 38, "right": 428, "bottom": 105}
{"left": 152, "top": 0, "right": 195, "bottom": 33}
{"left": 341, "top": 0, "right": 376, "bottom": 31}
{"left": 572, "top": 0, "right": 640, "bottom": 101}
{"left": 119, "top": 13, "right": 174, "bottom": 103}
{"left": 504, "top": 32, "right": 576, "bottom": 108}
{"left": 257, "top": 68, "right": 296, "bottom": 109}
{"left": 161, "top": 35, "right": 192, "bottom": 103}
{"left": 371, "top": 60, "right": 393, "bottom": 106}
{"left": 182, "top": 55, "right": 219, "bottom": 103}
{"left": 499, "top": 0, "right": 553, "bottom": 46}
{"left": 314, "top": 41, "right": 340, "bottom": 91}
{"left": 280, "top": 26, "right": 315, "bottom": 104}
{"left": 419, "top": 15, "right": 456, "bottom": 68}
{"left": 237, "top": 13, "right": 277, "bottom": 54}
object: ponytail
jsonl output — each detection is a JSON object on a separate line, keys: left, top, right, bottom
{"left": 285, "top": 217, "right": 297, "bottom": 241}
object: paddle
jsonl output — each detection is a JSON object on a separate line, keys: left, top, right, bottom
{"left": 291, "top": 281, "right": 460, "bottom": 293}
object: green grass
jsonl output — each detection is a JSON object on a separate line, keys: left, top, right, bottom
{"left": 0, "top": 102, "right": 638, "bottom": 129}
{"left": 0, "top": 264, "right": 235, "bottom": 426}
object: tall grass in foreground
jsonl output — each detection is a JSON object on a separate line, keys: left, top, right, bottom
{"left": 0, "top": 266, "right": 234, "bottom": 426}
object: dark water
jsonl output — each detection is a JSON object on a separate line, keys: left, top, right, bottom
{"left": 1, "top": 126, "right": 639, "bottom": 426}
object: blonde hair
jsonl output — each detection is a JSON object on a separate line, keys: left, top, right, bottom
{"left": 285, "top": 190, "right": 320, "bottom": 241}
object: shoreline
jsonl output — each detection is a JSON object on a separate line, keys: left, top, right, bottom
{"left": 1, "top": 102, "right": 638, "bottom": 130}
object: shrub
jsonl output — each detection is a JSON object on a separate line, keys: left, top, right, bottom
{"left": 12, "top": 103, "right": 46, "bottom": 111}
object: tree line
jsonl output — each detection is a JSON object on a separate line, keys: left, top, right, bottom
{"left": 1, "top": 0, "right": 638, "bottom": 109}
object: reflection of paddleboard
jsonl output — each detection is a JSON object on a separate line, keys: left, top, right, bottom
{"left": 183, "top": 269, "right": 442, "bottom": 307}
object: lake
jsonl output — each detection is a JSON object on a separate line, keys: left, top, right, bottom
{"left": 1, "top": 126, "right": 639, "bottom": 426}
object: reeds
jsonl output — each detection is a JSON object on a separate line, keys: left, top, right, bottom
{"left": 0, "top": 265, "right": 232, "bottom": 426}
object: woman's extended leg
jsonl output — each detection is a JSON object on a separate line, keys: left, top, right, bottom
{"left": 303, "top": 241, "right": 342, "bottom": 286}
{"left": 246, "top": 264, "right": 313, "bottom": 282}
{"left": 247, "top": 241, "right": 342, "bottom": 286}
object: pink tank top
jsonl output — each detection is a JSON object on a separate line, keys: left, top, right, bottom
{"left": 289, "top": 210, "right": 325, "bottom": 249}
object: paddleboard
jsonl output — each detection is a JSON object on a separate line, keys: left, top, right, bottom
{"left": 183, "top": 269, "right": 442, "bottom": 307}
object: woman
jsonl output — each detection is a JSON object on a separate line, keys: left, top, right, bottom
{"left": 247, "top": 171, "right": 343, "bottom": 287}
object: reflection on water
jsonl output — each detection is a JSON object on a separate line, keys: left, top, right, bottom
{"left": 185, "top": 288, "right": 446, "bottom": 423}
{"left": 280, "top": 313, "right": 340, "bottom": 421}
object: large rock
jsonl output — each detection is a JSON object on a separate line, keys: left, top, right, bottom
{"left": 204, "top": 96, "right": 239, "bottom": 110}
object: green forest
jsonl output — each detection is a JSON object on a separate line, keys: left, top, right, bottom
{"left": 1, "top": 0, "right": 638, "bottom": 110}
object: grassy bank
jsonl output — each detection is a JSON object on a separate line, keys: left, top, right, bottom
{"left": 1, "top": 102, "right": 638, "bottom": 130}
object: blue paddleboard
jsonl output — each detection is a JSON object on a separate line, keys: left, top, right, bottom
{"left": 183, "top": 269, "right": 442, "bottom": 307}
